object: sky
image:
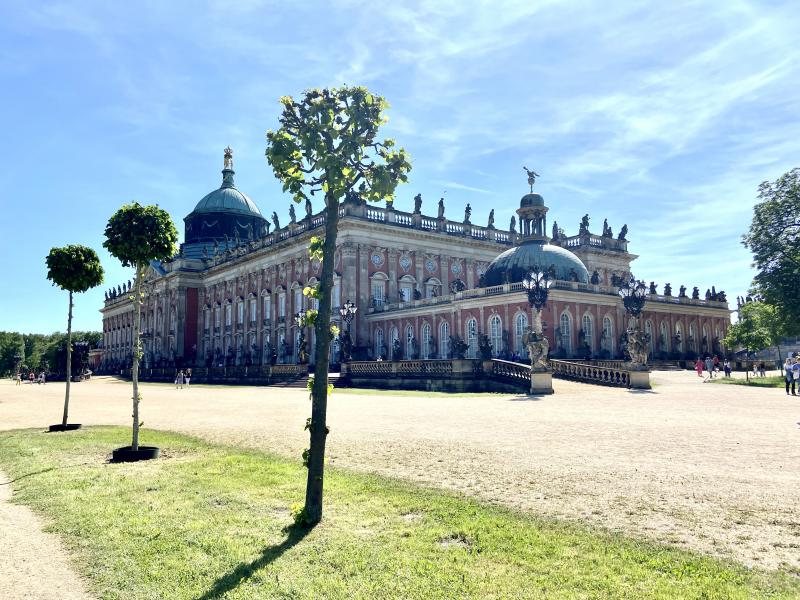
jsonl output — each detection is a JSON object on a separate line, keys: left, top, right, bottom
{"left": 0, "top": 0, "right": 798, "bottom": 333}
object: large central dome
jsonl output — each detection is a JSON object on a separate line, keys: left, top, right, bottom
{"left": 191, "top": 173, "right": 262, "bottom": 217}
{"left": 483, "top": 240, "right": 589, "bottom": 286}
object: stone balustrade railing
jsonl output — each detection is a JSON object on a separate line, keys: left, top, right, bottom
{"left": 489, "top": 359, "right": 530, "bottom": 386}
{"left": 549, "top": 358, "right": 631, "bottom": 387}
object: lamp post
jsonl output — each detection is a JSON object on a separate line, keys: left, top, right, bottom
{"left": 617, "top": 274, "right": 651, "bottom": 387}
{"left": 522, "top": 267, "right": 553, "bottom": 394}
{"left": 294, "top": 310, "right": 307, "bottom": 364}
{"left": 338, "top": 300, "right": 357, "bottom": 362}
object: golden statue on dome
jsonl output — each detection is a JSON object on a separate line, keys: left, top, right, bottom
{"left": 223, "top": 146, "right": 234, "bottom": 170}
{"left": 523, "top": 166, "right": 539, "bottom": 192}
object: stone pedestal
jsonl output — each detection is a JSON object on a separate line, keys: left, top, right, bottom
{"left": 530, "top": 370, "right": 553, "bottom": 395}
{"left": 628, "top": 369, "right": 651, "bottom": 389}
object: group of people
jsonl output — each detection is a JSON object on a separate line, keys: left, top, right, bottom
{"left": 14, "top": 371, "right": 46, "bottom": 385}
{"left": 174, "top": 369, "right": 191, "bottom": 389}
{"left": 783, "top": 357, "right": 800, "bottom": 395}
{"left": 694, "top": 355, "right": 731, "bottom": 380}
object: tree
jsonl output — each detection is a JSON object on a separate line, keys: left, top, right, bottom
{"left": 723, "top": 301, "right": 792, "bottom": 374}
{"left": 743, "top": 168, "right": 800, "bottom": 323}
{"left": 266, "top": 87, "right": 411, "bottom": 524}
{"left": 45, "top": 245, "right": 104, "bottom": 429}
{"left": 104, "top": 203, "right": 178, "bottom": 453}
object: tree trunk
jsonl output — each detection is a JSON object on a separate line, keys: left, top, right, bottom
{"left": 61, "top": 291, "right": 73, "bottom": 427}
{"left": 304, "top": 195, "right": 339, "bottom": 524}
{"left": 131, "top": 265, "right": 143, "bottom": 451}
{"left": 776, "top": 345, "right": 783, "bottom": 376}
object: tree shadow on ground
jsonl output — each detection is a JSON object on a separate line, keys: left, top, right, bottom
{"left": 627, "top": 388, "right": 657, "bottom": 394}
{"left": 0, "top": 467, "right": 56, "bottom": 486}
{"left": 197, "top": 524, "right": 312, "bottom": 599}
{"left": 507, "top": 395, "right": 545, "bottom": 401}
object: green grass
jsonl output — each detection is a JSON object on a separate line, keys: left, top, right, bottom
{"left": 710, "top": 375, "right": 786, "bottom": 388}
{"left": 0, "top": 428, "right": 797, "bottom": 599}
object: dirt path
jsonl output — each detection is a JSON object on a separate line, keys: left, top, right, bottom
{"left": 1, "top": 372, "right": 799, "bottom": 572}
{"left": 0, "top": 471, "right": 92, "bottom": 600}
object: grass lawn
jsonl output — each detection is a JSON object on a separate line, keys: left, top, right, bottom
{"left": 710, "top": 375, "right": 786, "bottom": 388}
{"left": 0, "top": 428, "right": 797, "bottom": 599}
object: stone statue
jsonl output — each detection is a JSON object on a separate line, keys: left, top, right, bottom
{"left": 487, "top": 209, "right": 495, "bottom": 229}
{"left": 392, "top": 338, "right": 402, "bottom": 361}
{"left": 271, "top": 212, "right": 280, "bottom": 230}
{"left": 664, "top": 283, "right": 672, "bottom": 296}
{"left": 437, "top": 198, "right": 445, "bottom": 219}
{"left": 305, "top": 198, "right": 313, "bottom": 220}
{"left": 717, "top": 290, "right": 727, "bottom": 303}
{"left": 523, "top": 166, "right": 540, "bottom": 192}
{"left": 413, "top": 193, "right": 422, "bottom": 214}
{"left": 679, "top": 285, "right": 687, "bottom": 297}
{"left": 602, "top": 218, "right": 609, "bottom": 237}
{"left": 289, "top": 205, "right": 296, "bottom": 224}
{"left": 104, "top": 291, "right": 108, "bottom": 300}
{"left": 649, "top": 282, "right": 657, "bottom": 295}
{"left": 223, "top": 146, "right": 233, "bottom": 170}
{"left": 579, "top": 214, "right": 590, "bottom": 235}
{"left": 569, "top": 268, "right": 578, "bottom": 282}
{"left": 590, "top": 270, "right": 600, "bottom": 285}
{"left": 551, "top": 221, "right": 559, "bottom": 240}
{"left": 626, "top": 326, "right": 649, "bottom": 368}
{"left": 618, "top": 224, "right": 628, "bottom": 240}
{"left": 692, "top": 286, "right": 700, "bottom": 300}
{"left": 509, "top": 215, "right": 516, "bottom": 234}
{"left": 711, "top": 286, "right": 717, "bottom": 301}
{"left": 524, "top": 329, "right": 550, "bottom": 370}
{"left": 705, "top": 288, "right": 711, "bottom": 301}
{"left": 264, "top": 221, "right": 271, "bottom": 235}
{"left": 297, "top": 331, "right": 308, "bottom": 364}
{"left": 464, "top": 203, "right": 472, "bottom": 224}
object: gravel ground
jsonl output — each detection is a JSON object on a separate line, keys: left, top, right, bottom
{"left": 1, "top": 370, "right": 799, "bottom": 576}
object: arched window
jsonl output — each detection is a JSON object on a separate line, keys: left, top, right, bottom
{"left": 515, "top": 313, "right": 528, "bottom": 358}
{"left": 237, "top": 301, "right": 244, "bottom": 325}
{"left": 602, "top": 316, "right": 613, "bottom": 355}
{"left": 421, "top": 323, "right": 431, "bottom": 359}
{"left": 439, "top": 321, "right": 449, "bottom": 358}
{"left": 390, "top": 326, "right": 399, "bottom": 358}
{"left": 489, "top": 315, "right": 502, "bottom": 358}
{"left": 582, "top": 314, "right": 593, "bottom": 353}
{"left": 249, "top": 298, "right": 257, "bottom": 324}
{"left": 225, "top": 303, "right": 232, "bottom": 327}
{"left": 560, "top": 313, "right": 572, "bottom": 355}
{"left": 660, "top": 321, "right": 669, "bottom": 352}
{"left": 375, "top": 328, "right": 384, "bottom": 358}
{"left": 262, "top": 295, "right": 271, "bottom": 321}
{"left": 466, "top": 317, "right": 478, "bottom": 358}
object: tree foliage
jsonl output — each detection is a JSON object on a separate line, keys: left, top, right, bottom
{"left": 742, "top": 168, "right": 800, "bottom": 321}
{"left": 0, "top": 331, "right": 101, "bottom": 377}
{"left": 103, "top": 202, "right": 178, "bottom": 267}
{"left": 722, "top": 301, "right": 790, "bottom": 357}
{"left": 46, "top": 245, "right": 104, "bottom": 294}
{"left": 265, "top": 86, "right": 411, "bottom": 525}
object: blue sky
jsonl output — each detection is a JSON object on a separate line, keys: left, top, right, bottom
{"left": 0, "top": 1, "right": 798, "bottom": 333}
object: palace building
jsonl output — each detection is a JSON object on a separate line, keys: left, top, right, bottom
{"left": 100, "top": 149, "right": 731, "bottom": 371}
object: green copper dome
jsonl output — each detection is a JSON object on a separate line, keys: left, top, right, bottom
{"left": 483, "top": 240, "right": 589, "bottom": 286}
{"left": 190, "top": 168, "right": 262, "bottom": 217}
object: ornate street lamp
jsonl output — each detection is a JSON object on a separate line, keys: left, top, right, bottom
{"left": 522, "top": 267, "right": 551, "bottom": 334}
{"left": 338, "top": 300, "right": 357, "bottom": 362}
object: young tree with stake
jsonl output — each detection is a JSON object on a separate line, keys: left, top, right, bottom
{"left": 104, "top": 202, "right": 178, "bottom": 458}
{"left": 266, "top": 87, "right": 411, "bottom": 524}
{"left": 45, "top": 244, "right": 104, "bottom": 431}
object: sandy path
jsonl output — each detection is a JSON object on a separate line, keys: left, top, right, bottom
{"left": 0, "top": 471, "right": 92, "bottom": 600}
{"left": 1, "top": 372, "right": 799, "bottom": 572}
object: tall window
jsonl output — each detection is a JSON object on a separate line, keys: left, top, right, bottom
{"left": 375, "top": 328, "right": 384, "bottom": 358}
{"left": 466, "top": 317, "right": 478, "bottom": 359}
{"left": 237, "top": 301, "right": 244, "bottom": 325}
{"left": 560, "top": 313, "right": 572, "bottom": 355}
{"left": 439, "top": 321, "right": 449, "bottom": 358}
{"left": 422, "top": 323, "right": 431, "bottom": 359}
{"left": 582, "top": 314, "right": 593, "bottom": 353}
{"left": 214, "top": 306, "right": 221, "bottom": 328}
{"left": 405, "top": 325, "right": 414, "bottom": 359}
{"left": 278, "top": 294, "right": 286, "bottom": 318}
{"left": 204, "top": 308, "right": 210, "bottom": 331}
{"left": 489, "top": 315, "right": 502, "bottom": 358}
{"left": 249, "top": 299, "right": 257, "bottom": 323}
{"left": 390, "top": 326, "right": 399, "bottom": 357}
{"left": 294, "top": 288, "right": 303, "bottom": 312}
{"left": 515, "top": 313, "right": 528, "bottom": 357}
{"left": 660, "top": 322, "right": 668, "bottom": 352}
{"left": 372, "top": 281, "right": 385, "bottom": 308}
{"left": 675, "top": 323, "right": 684, "bottom": 352}
{"left": 263, "top": 296, "right": 271, "bottom": 320}
{"left": 602, "top": 316, "right": 613, "bottom": 354}
{"left": 225, "top": 304, "right": 232, "bottom": 327}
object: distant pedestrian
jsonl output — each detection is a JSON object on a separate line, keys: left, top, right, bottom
{"left": 185, "top": 369, "right": 191, "bottom": 388}
{"left": 704, "top": 356, "right": 714, "bottom": 380}
{"left": 38, "top": 372, "right": 46, "bottom": 384}
{"left": 28, "top": 371, "right": 34, "bottom": 384}
{"left": 758, "top": 362, "right": 766, "bottom": 377}
{"left": 713, "top": 355, "right": 720, "bottom": 374}
{"left": 785, "top": 358, "right": 795, "bottom": 396}
{"left": 175, "top": 370, "right": 184, "bottom": 389}
{"left": 723, "top": 359, "right": 731, "bottom": 378}
{"left": 792, "top": 360, "right": 800, "bottom": 395}
{"left": 15, "top": 372, "right": 21, "bottom": 385}
{"left": 695, "top": 358, "right": 704, "bottom": 377}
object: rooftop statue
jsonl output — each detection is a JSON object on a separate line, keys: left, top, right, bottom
{"left": 413, "top": 193, "right": 422, "bottom": 214}
{"left": 509, "top": 215, "right": 516, "bottom": 234}
{"left": 679, "top": 284, "right": 687, "bottom": 297}
{"left": 551, "top": 220, "right": 559, "bottom": 240}
{"left": 305, "top": 198, "right": 313, "bottom": 220}
{"left": 289, "top": 204, "right": 296, "bottom": 224}
{"left": 579, "top": 214, "right": 590, "bottom": 235}
{"left": 523, "top": 166, "right": 540, "bottom": 192}
{"left": 223, "top": 146, "right": 233, "bottom": 170}
{"left": 618, "top": 224, "right": 628, "bottom": 240}
{"left": 437, "top": 198, "right": 445, "bottom": 219}
{"left": 464, "top": 203, "right": 472, "bottom": 224}
{"left": 271, "top": 212, "right": 280, "bottom": 230}
{"left": 487, "top": 209, "right": 495, "bottom": 229}
{"left": 692, "top": 286, "right": 700, "bottom": 300}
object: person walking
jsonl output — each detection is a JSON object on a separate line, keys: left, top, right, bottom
{"left": 758, "top": 362, "right": 766, "bottom": 377}
{"left": 785, "top": 358, "right": 795, "bottom": 395}
{"left": 175, "top": 370, "right": 184, "bottom": 389}
{"left": 28, "top": 371, "right": 34, "bottom": 384}
{"left": 704, "top": 356, "right": 714, "bottom": 381}
{"left": 695, "top": 357, "right": 704, "bottom": 377}
{"left": 15, "top": 372, "right": 21, "bottom": 385}
{"left": 792, "top": 359, "right": 800, "bottom": 396}
{"left": 185, "top": 369, "right": 191, "bottom": 389}
{"left": 723, "top": 359, "right": 731, "bottom": 378}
